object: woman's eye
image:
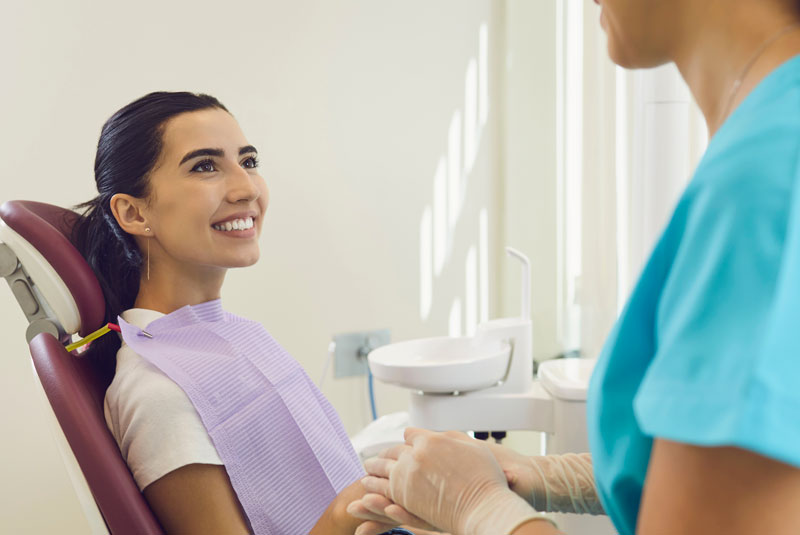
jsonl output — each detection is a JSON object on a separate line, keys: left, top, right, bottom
{"left": 191, "top": 160, "right": 217, "bottom": 173}
{"left": 242, "top": 156, "right": 259, "bottom": 169}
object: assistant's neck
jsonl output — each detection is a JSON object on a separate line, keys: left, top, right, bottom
{"left": 672, "top": 1, "right": 800, "bottom": 137}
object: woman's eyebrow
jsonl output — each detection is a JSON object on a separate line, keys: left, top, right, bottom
{"left": 180, "top": 148, "right": 224, "bottom": 165}
{"left": 179, "top": 146, "right": 257, "bottom": 165}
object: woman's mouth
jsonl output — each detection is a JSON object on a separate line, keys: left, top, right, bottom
{"left": 211, "top": 216, "right": 257, "bottom": 238}
{"left": 212, "top": 216, "right": 254, "bottom": 232}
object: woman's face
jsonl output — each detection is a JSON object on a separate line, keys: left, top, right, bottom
{"left": 143, "top": 108, "right": 268, "bottom": 273}
{"left": 596, "top": 0, "right": 680, "bottom": 68}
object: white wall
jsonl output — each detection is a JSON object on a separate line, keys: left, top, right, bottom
{"left": 0, "top": 1, "right": 508, "bottom": 532}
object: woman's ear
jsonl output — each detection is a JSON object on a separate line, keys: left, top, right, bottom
{"left": 110, "top": 193, "right": 150, "bottom": 236}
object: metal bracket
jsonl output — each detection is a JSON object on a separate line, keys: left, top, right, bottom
{"left": 0, "top": 242, "right": 64, "bottom": 343}
{"left": 333, "top": 329, "right": 391, "bottom": 378}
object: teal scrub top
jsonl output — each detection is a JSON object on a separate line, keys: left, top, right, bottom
{"left": 587, "top": 54, "right": 800, "bottom": 535}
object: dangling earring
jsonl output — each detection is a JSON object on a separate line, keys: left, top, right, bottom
{"left": 144, "top": 227, "right": 151, "bottom": 281}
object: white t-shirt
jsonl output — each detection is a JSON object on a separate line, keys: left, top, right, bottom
{"left": 103, "top": 308, "right": 223, "bottom": 491}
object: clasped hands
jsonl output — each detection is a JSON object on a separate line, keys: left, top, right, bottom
{"left": 347, "top": 427, "right": 551, "bottom": 535}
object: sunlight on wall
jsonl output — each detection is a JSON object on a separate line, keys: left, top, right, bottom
{"left": 420, "top": 206, "right": 433, "bottom": 319}
{"left": 479, "top": 208, "right": 489, "bottom": 324}
{"left": 419, "top": 22, "right": 490, "bottom": 337}
{"left": 465, "top": 245, "right": 478, "bottom": 336}
{"left": 448, "top": 111, "right": 463, "bottom": 231}
{"left": 555, "top": 0, "right": 583, "bottom": 352}
{"left": 433, "top": 158, "right": 447, "bottom": 276}
{"left": 615, "top": 66, "right": 629, "bottom": 315}
{"left": 448, "top": 298, "right": 463, "bottom": 337}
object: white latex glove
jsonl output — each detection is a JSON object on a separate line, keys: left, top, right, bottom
{"left": 360, "top": 428, "right": 555, "bottom": 535}
{"left": 426, "top": 431, "right": 603, "bottom": 515}
{"left": 523, "top": 452, "right": 604, "bottom": 514}
{"left": 449, "top": 434, "right": 602, "bottom": 515}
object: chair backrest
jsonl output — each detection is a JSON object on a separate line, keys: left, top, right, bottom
{"left": 0, "top": 200, "right": 163, "bottom": 535}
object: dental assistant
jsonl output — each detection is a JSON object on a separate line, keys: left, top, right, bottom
{"left": 349, "top": 0, "right": 800, "bottom": 534}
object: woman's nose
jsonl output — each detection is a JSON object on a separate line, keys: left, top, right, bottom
{"left": 226, "top": 164, "right": 260, "bottom": 203}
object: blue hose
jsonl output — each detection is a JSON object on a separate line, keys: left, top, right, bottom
{"left": 368, "top": 367, "right": 378, "bottom": 421}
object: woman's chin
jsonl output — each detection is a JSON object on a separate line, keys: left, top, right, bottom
{"left": 231, "top": 254, "right": 260, "bottom": 268}
{"left": 216, "top": 250, "right": 261, "bottom": 268}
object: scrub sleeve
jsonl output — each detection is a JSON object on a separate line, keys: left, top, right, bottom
{"left": 635, "top": 172, "right": 800, "bottom": 467}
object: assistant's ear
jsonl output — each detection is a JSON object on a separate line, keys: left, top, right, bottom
{"left": 109, "top": 193, "right": 150, "bottom": 236}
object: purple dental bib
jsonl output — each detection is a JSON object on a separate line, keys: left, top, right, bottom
{"left": 117, "top": 299, "right": 364, "bottom": 534}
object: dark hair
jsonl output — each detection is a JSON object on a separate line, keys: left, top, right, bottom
{"left": 72, "top": 91, "right": 228, "bottom": 371}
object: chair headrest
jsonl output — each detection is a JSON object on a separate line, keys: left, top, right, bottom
{"left": 0, "top": 200, "right": 105, "bottom": 338}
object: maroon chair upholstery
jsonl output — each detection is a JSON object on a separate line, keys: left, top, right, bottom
{"left": 0, "top": 200, "right": 164, "bottom": 535}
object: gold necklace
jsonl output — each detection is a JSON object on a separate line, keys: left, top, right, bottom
{"left": 721, "top": 23, "right": 800, "bottom": 121}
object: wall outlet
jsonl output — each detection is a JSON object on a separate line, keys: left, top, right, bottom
{"left": 333, "top": 329, "right": 391, "bottom": 378}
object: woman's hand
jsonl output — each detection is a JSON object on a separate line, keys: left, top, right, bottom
{"left": 357, "top": 427, "right": 543, "bottom": 535}
{"left": 334, "top": 477, "right": 443, "bottom": 535}
{"left": 347, "top": 491, "right": 440, "bottom": 535}
{"left": 309, "top": 478, "right": 396, "bottom": 535}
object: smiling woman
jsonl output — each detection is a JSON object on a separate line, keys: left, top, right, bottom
{"left": 68, "top": 92, "right": 424, "bottom": 535}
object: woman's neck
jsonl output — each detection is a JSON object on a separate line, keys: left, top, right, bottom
{"left": 672, "top": 1, "right": 800, "bottom": 136}
{"left": 133, "top": 262, "right": 226, "bottom": 314}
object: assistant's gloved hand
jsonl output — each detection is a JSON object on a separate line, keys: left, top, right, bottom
{"left": 522, "top": 451, "right": 604, "bottom": 515}
{"left": 356, "top": 428, "right": 555, "bottom": 535}
{"left": 440, "top": 431, "right": 604, "bottom": 515}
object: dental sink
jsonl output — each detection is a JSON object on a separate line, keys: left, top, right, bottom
{"left": 368, "top": 336, "right": 512, "bottom": 393}
{"left": 538, "top": 358, "right": 598, "bottom": 401}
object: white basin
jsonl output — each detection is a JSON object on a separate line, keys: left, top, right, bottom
{"left": 538, "top": 358, "right": 598, "bottom": 401}
{"left": 368, "top": 336, "right": 512, "bottom": 393}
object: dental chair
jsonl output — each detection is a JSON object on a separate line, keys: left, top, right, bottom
{"left": 0, "top": 200, "right": 163, "bottom": 534}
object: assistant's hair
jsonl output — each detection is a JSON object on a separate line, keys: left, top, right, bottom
{"left": 72, "top": 91, "right": 228, "bottom": 370}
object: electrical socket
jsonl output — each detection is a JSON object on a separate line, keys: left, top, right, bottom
{"left": 333, "top": 328, "right": 391, "bottom": 378}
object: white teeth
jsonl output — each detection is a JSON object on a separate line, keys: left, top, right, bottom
{"left": 213, "top": 217, "right": 254, "bottom": 232}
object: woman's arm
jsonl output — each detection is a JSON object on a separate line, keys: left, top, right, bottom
{"left": 144, "top": 464, "right": 377, "bottom": 535}
{"left": 143, "top": 463, "right": 250, "bottom": 535}
{"left": 309, "top": 479, "right": 372, "bottom": 535}
{"left": 637, "top": 439, "right": 800, "bottom": 534}
{"left": 511, "top": 519, "right": 563, "bottom": 535}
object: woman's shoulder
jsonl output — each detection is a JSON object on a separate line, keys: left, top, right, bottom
{"left": 107, "top": 307, "right": 174, "bottom": 401}
{"left": 105, "top": 341, "right": 223, "bottom": 490}
{"left": 105, "top": 342, "right": 202, "bottom": 441}
{"left": 107, "top": 343, "right": 181, "bottom": 402}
